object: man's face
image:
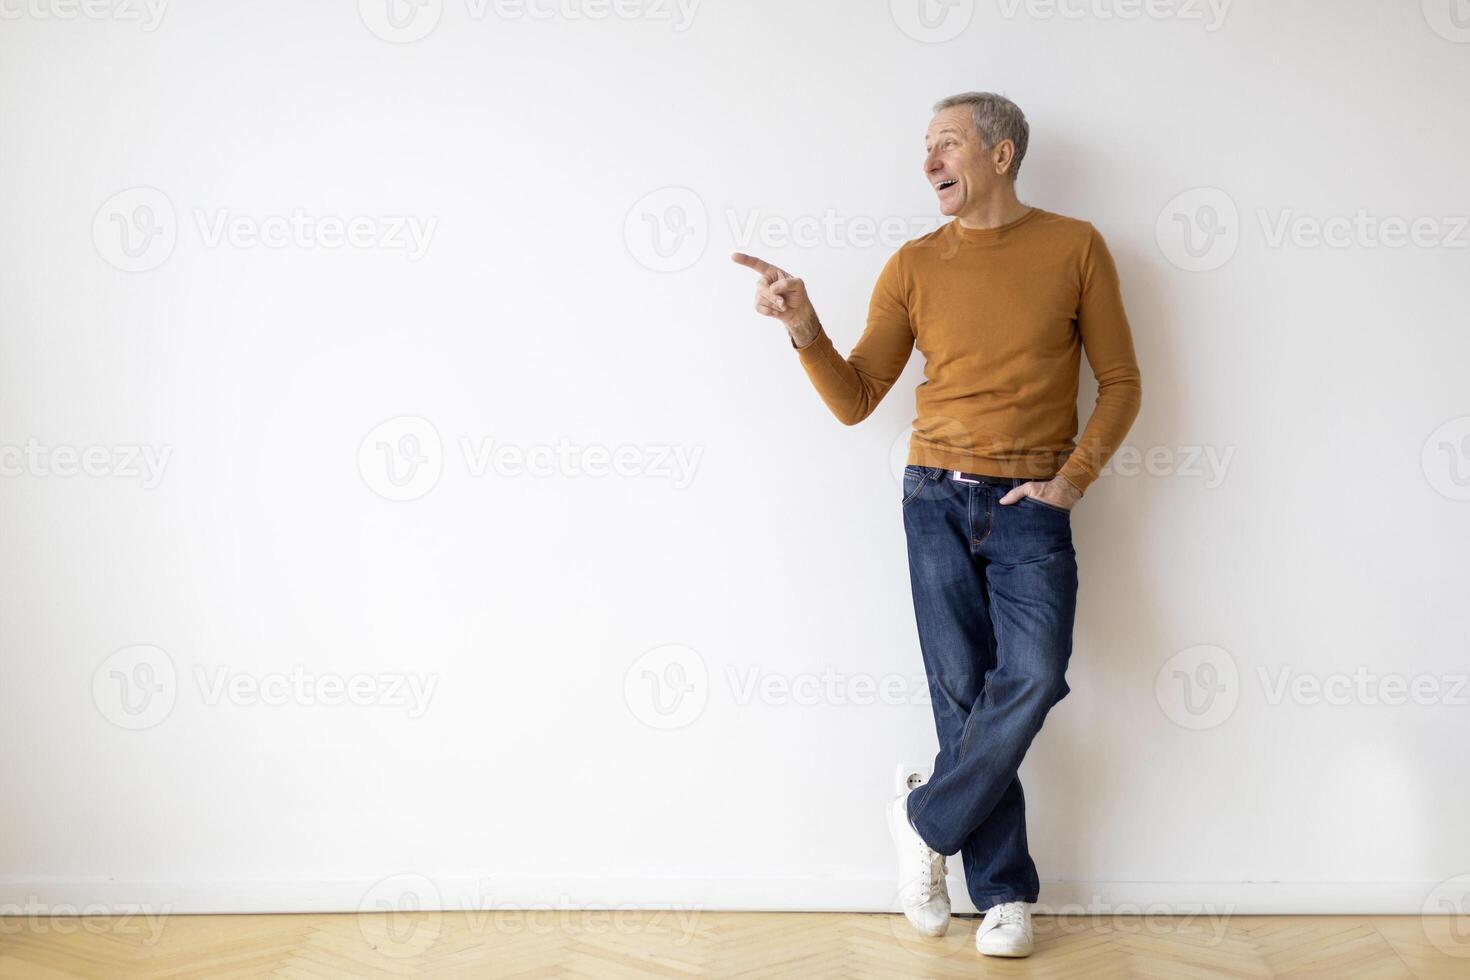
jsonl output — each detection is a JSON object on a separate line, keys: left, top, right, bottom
{"left": 924, "top": 106, "right": 1008, "bottom": 216}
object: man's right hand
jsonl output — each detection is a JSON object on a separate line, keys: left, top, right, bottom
{"left": 731, "top": 252, "right": 821, "bottom": 348}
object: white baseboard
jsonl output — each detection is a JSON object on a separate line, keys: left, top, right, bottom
{"left": 1, "top": 876, "right": 1460, "bottom": 916}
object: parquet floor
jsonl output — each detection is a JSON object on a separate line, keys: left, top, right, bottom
{"left": 1, "top": 910, "right": 1466, "bottom": 978}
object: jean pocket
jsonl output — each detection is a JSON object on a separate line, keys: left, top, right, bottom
{"left": 901, "top": 466, "right": 932, "bottom": 507}
{"left": 1022, "top": 494, "right": 1072, "bottom": 516}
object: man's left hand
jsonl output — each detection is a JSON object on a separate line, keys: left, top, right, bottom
{"left": 999, "top": 475, "right": 1083, "bottom": 511}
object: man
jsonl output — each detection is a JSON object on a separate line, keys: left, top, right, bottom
{"left": 732, "top": 92, "right": 1141, "bottom": 959}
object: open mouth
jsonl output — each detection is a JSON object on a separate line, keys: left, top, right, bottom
{"left": 935, "top": 178, "right": 958, "bottom": 192}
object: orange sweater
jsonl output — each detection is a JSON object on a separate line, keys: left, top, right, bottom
{"left": 792, "top": 207, "right": 1141, "bottom": 493}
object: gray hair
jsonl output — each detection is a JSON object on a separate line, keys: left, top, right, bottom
{"left": 932, "top": 92, "right": 1030, "bottom": 180}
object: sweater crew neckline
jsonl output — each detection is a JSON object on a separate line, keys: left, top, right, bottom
{"left": 948, "top": 206, "right": 1043, "bottom": 243}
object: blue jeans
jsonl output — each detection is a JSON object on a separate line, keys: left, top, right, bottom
{"left": 899, "top": 465, "right": 1078, "bottom": 912}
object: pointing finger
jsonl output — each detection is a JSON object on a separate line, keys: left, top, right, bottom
{"left": 731, "top": 252, "right": 780, "bottom": 282}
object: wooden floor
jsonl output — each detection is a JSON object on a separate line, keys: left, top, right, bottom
{"left": 1, "top": 911, "right": 1466, "bottom": 979}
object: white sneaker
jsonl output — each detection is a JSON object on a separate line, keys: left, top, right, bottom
{"left": 886, "top": 793, "right": 950, "bottom": 937}
{"left": 975, "top": 900, "right": 1033, "bottom": 957}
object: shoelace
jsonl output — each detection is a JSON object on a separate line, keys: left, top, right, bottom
{"left": 994, "top": 903, "right": 1025, "bottom": 927}
{"left": 919, "top": 842, "right": 947, "bottom": 897}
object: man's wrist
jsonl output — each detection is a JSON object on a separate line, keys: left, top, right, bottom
{"left": 1054, "top": 473, "right": 1084, "bottom": 500}
{"left": 788, "top": 315, "right": 821, "bottom": 350}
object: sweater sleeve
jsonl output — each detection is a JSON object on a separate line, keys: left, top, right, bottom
{"left": 790, "top": 248, "right": 915, "bottom": 426}
{"left": 1057, "top": 226, "right": 1143, "bottom": 493}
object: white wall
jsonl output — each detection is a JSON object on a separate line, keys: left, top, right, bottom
{"left": 2, "top": 0, "right": 1468, "bottom": 920}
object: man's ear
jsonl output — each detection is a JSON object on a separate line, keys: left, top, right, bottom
{"left": 993, "top": 139, "right": 1016, "bottom": 176}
